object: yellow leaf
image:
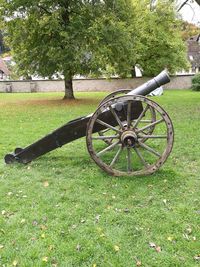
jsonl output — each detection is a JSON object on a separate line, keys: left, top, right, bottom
{"left": 42, "top": 256, "right": 48, "bottom": 262}
{"left": 41, "top": 233, "right": 46, "bottom": 238}
{"left": 100, "top": 233, "right": 105, "bottom": 237}
{"left": 20, "top": 219, "right": 26, "bottom": 224}
{"left": 93, "top": 264, "right": 97, "bottom": 267}
{"left": 49, "top": 245, "right": 55, "bottom": 251}
{"left": 167, "top": 236, "right": 173, "bottom": 241}
{"left": 40, "top": 224, "right": 47, "bottom": 230}
{"left": 1, "top": 210, "right": 6, "bottom": 215}
{"left": 43, "top": 181, "right": 49, "bottom": 187}
{"left": 114, "top": 245, "right": 120, "bottom": 252}
{"left": 136, "top": 261, "right": 142, "bottom": 266}
{"left": 12, "top": 260, "right": 18, "bottom": 266}
{"left": 0, "top": 244, "right": 4, "bottom": 249}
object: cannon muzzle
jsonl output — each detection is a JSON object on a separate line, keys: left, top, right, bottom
{"left": 128, "top": 70, "right": 170, "bottom": 96}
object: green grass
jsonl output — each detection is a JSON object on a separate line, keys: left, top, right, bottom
{"left": 0, "top": 90, "right": 200, "bottom": 267}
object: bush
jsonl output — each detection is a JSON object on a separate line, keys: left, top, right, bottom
{"left": 192, "top": 73, "right": 200, "bottom": 91}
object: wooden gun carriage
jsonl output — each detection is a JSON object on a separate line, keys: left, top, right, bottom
{"left": 5, "top": 70, "right": 174, "bottom": 176}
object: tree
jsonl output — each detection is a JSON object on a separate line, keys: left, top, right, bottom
{"left": 136, "top": 1, "right": 189, "bottom": 76}
{"left": 0, "top": 0, "right": 142, "bottom": 99}
{"left": 180, "top": 21, "right": 200, "bottom": 41}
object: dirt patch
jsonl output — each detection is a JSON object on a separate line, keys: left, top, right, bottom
{"left": 0, "top": 98, "right": 100, "bottom": 107}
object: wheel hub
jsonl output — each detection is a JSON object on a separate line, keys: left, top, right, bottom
{"left": 121, "top": 130, "right": 137, "bottom": 147}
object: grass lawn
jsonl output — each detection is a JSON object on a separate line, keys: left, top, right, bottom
{"left": 0, "top": 90, "right": 200, "bottom": 267}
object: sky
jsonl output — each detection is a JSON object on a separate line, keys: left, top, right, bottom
{"left": 178, "top": 0, "right": 200, "bottom": 26}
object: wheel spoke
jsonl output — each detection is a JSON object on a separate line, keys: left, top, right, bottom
{"left": 99, "top": 128, "right": 110, "bottom": 134}
{"left": 92, "top": 135, "right": 119, "bottom": 140}
{"left": 134, "top": 119, "right": 153, "bottom": 123}
{"left": 133, "top": 104, "right": 149, "bottom": 129}
{"left": 97, "top": 141, "right": 119, "bottom": 157}
{"left": 96, "top": 119, "right": 121, "bottom": 133}
{"left": 136, "top": 118, "right": 164, "bottom": 134}
{"left": 127, "top": 100, "right": 132, "bottom": 128}
{"left": 138, "top": 134, "right": 167, "bottom": 139}
{"left": 138, "top": 141, "right": 161, "bottom": 157}
{"left": 127, "top": 147, "right": 132, "bottom": 172}
{"left": 133, "top": 146, "right": 148, "bottom": 167}
{"left": 110, "top": 145, "right": 123, "bottom": 167}
{"left": 109, "top": 106, "right": 124, "bottom": 129}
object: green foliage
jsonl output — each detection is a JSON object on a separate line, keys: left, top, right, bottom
{"left": 180, "top": 21, "right": 200, "bottom": 41}
{"left": 1, "top": 91, "right": 200, "bottom": 266}
{"left": 0, "top": 0, "right": 189, "bottom": 87}
{"left": 0, "top": 0, "right": 141, "bottom": 80}
{"left": 137, "top": 0, "right": 189, "bottom": 76}
{"left": 192, "top": 73, "right": 200, "bottom": 91}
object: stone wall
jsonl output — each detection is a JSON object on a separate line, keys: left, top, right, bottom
{"left": 0, "top": 75, "right": 194, "bottom": 93}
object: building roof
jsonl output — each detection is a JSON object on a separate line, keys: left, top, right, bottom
{"left": 187, "top": 34, "right": 200, "bottom": 68}
{"left": 0, "top": 57, "right": 10, "bottom": 75}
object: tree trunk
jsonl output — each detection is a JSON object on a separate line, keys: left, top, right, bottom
{"left": 63, "top": 75, "right": 75, "bottom": 99}
{"left": 131, "top": 66, "right": 136, "bottom": 78}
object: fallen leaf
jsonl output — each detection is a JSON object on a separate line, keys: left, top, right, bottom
{"left": 20, "top": 219, "right": 26, "bottom": 224}
{"left": 149, "top": 242, "right": 156, "bottom": 248}
{"left": 124, "top": 208, "right": 130, "bottom": 213}
{"left": 114, "top": 245, "right": 120, "bottom": 252}
{"left": 1, "top": 210, "right": 6, "bottom": 215}
{"left": 0, "top": 244, "right": 4, "bottom": 249}
{"left": 163, "top": 199, "right": 167, "bottom": 205}
{"left": 112, "top": 195, "right": 116, "bottom": 199}
{"left": 194, "top": 255, "right": 200, "bottom": 260}
{"left": 95, "top": 215, "right": 101, "bottom": 223}
{"left": 100, "top": 233, "right": 105, "bottom": 237}
{"left": 186, "top": 227, "right": 192, "bottom": 234}
{"left": 42, "top": 256, "right": 48, "bottom": 262}
{"left": 136, "top": 260, "right": 142, "bottom": 266}
{"left": 156, "top": 246, "right": 161, "bottom": 253}
{"left": 12, "top": 260, "right": 18, "bottom": 266}
{"left": 81, "top": 219, "right": 86, "bottom": 223}
{"left": 49, "top": 245, "right": 55, "bottom": 251}
{"left": 43, "top": 181, "right": 49, "bottom": 187}
{"left": 0, "top": 229, "right": 5, "bottom": 234}
{"left": 7, "top": 192, "right": 13, "bottom": 196}
{"left": 32, "top": 220, "right": 38, "bottom": 226}
{"left": 76, "top": 244, "right": 81, "bottom": 252}
{"left": 41, "top": 233, "right": 46, "bottom": 238}
{"left": 40, "top": 224, "right": 47, "bottom": 230}
{"left": 93, "top": 264, "right": 97, "bottom": 267}
{"left": 167, "top": 236, "right": 173, "bottom": 241}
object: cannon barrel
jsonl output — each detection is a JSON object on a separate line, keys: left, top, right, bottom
{"left": 128, "top": 70, "right": 170, "bottom": 96}
{"left": 4, "top": 70, "right": 170, "bottom": 164}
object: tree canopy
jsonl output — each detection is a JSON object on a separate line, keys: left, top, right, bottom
{"left": 0, "top": 0, "right": 189, "bottom": 98}
{"left": 137, "top": 1, "right": 189, "bottom": 76}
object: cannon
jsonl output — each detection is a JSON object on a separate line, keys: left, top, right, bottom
{"left": 4, "top": 70, "right": 174, "bottom": 176}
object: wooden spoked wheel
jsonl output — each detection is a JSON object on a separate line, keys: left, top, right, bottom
{"left": 98, "top": 89, "right": 156, "bottom": 145}
{"left": 86, "top": 95, "right": 174, "bottom": 176}
{"left": 98, "top": 89, "right": 132, "bottom": 106}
